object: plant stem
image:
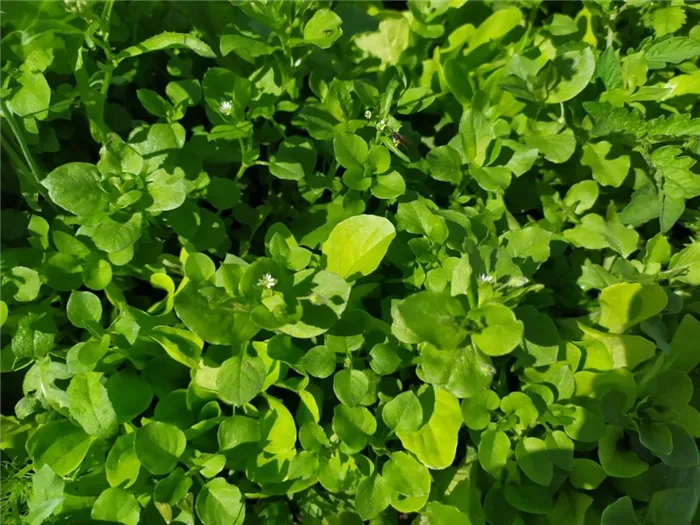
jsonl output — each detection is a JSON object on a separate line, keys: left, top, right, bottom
{"left": 0, "top": 100, "right": 43, "bottom": 184}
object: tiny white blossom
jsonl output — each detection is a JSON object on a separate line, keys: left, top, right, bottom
{"left": 377, "top": 119, "right": 387, "bottom": 131}
{"left": 219, "top": 100, "right": 233, "bottom": 115}
{"left": 364, "top": 110, "right": 372, "bottom": 119}
{"left": 478, "top": 273, "right": 495, "bottom": 284}
{"left": 257, "top": 273, "right": 277, "bottom": 289}
{"left": 508, "top": 276, "right": 529, "bottom": 288}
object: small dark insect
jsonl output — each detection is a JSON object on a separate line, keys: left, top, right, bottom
{"left": 390, "top": 131, "right": 412, "bottom": 149}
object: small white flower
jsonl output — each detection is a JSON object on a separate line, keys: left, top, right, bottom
{"left": 219, "top": 100, "right": 233, "bottom": 115}
{"left": 257, "top": 273, "right": 277, "bottom": 289}
{"left": 377, "top": 119, "right": 387, "bottom": 131}
{"left": 364, "top": 110, "right": 372, "bottom": 119}
{"left": 478, "top": 273, "right": 495, "bottom": 284}
{"left": 508, "top": 276, "right": 529, "bottom": 288}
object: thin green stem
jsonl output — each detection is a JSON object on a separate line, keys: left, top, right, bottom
{"left": 0, "top": 100, "right": 43, "bottom": 184}
{"left": 101, "top": 69, "right": 113, "bottom": 96}
{"left": 102, "top": 0, "right": 115, "bottom": 29}
{"left": 517, "top": 5, "right": 539, "bottom": 54}
{"left": 0, "top": 133, "right": 30, "bottom": 173}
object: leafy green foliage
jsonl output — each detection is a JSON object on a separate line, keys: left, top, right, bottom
{"left": 2, "top": 1, "right": 700, "bottom": 524}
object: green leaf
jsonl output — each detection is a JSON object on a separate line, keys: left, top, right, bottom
{"left": 667, "top": 314, "right": 700, "bottom": 372}
{"left": 154, "top": 467, "right": 192, "bottom": 505}
{"left": 649, "top": 7, "right": 687, "bottom": 37}
{"left": 116, "top": 32, "right": 216, "bottom": 64}
{"left": 546, "top": 430, "right": 574, "bottom": 471}
{"left": 137, "top": 88, "right": 172, "bottom": 119}
{"left": 596, "top": 47, "right": 623, "bottom": 90}
{"left": 332, "top": 404, "right": 376, "bottom": 453}
{"left": 5, "top": 266, "right": 41, "bottom": 302}
{"left": 134, "top": 421, "right": 186, "bottom": 475}
{"left": 355, "top": 475, "right": 392, "bottom": 520}
{"left": 569, "top": 458, "right": 607, "bottom": 490}
{"left": 462, "top": 390, "right": 499, "bottom": 430}
{"left": 383, "top": 451, "right": 430, "bottom": 497}
{"left": 668, "top": 243, "right": 700, "bottom": 286}
{"left": 658, "top": 424, "right": 699, "bottom": 468}
{"left": 88, "top": 213, "right": 143, "bottom": 254}
{"left": 25, "top": 464, "right": 64, "bottom": 525}
{"left": 563, "top": 213, "right": 639, "bottom": 258}
{"left": 354, "top": 16, "right": 410, "bottom": 66}
{"left": 27, "top": 420, "right": 91, "bottom": 476}
{"left": 82, "top": 258, "right": 112, "bottom": 290}
{"left": 396, "top": 198, "right": 449, "bottom": 244}
{"left": 42, "top": 163, "right": 108, "bottom": 217}
{"left": 217, "top": 351, "right": 266, "bottom": 406}
{"left": 174, "top": 282, "right": 242, "bottom": 345}
{"left": 421, "top": 344, "right": 494, "bottom": 398}
{"left": 515, "top": 437, "right": 552, "bottom": 486}
{"left": 280, "top": 270, "right": 351, "bottom": 338}
{"left": 637, "top": 421, "right": 673, "bottom": 456}
{"left": 333, "top": 369, "right": 369, "bottom": 407}
{"left": 564, "top": 404, "right": 606, "bottom": 443}
{"left": 91, "top": 488, "right": 140, "bottom": 525}
{"left": 427, "top": 145, "right": 462, "bottom": 184}
{"left": 334, "top": 133, "right": 369, "bottom": 172}
{"left": 598, "top": 426, "right": 649, "bottom": 478}
{"left": 470, "top": 166, "right": 511, "bottom": 192}
{"left": 382, "top": 391, "right": 423, "bottom": 433}
{"left": 322, "top": 215, "right": 395, "bottom": 279}
{"left": 270, "top": 137, "right": 317, "bottom": 181}
{"left": 67, "top": 371, "right": 118, "bottom": 438}
{"left": 546, "top": 43, "right": 595, "bottom": 103}
{"left": 106, "top": 370, "right": 153, "bottom": 424}
{"left": 503, "top": 480, "right": 553, "bottom": 515}
{"left": 601, "top": 497, "right": 641, "bottom": 525}
{"left": 398, "top": 388, "right": 462, "bottom": 469}
{"left": 581, "top": 141, "right": 630, "bottom": 188}
{"left": 504, "top": 226, "right": 552, "bottom": 263}
{"left": 517, "top": 306, "right": 559, "bottom": 366}
{"left": 394, "top": 291, "right": 467, "bottom": 349}
{"left": 371, "top": 171, "right": 406, "bottom": 200}
{"left": 195, "top": 478, "right": 245, "bottom": 525}
{"left": 8, "top": 71, "right": 50, "bottom": 118}
{"left": 459, "top": 108, "right": 493, "bottom": 167}
{"left": 525, "top": 127, "right": 576, "bottom": 164}
{"left": 479, "top": 429, "right": 511, "bottom": 478}
{"left": 647, "top": 488, "right": 698, "bottom": 525}
{"left": 303, "top": 9, "right": 343, "bottom": 49}
{"left": 184, "top": 252, "right": 216, "bottom": 283}
{"left": 598, "top": 282, "right": 668, "bottom": 333}
{"left": 66, "top": 291, "right": 102, "bottom": 329}
{"left": 468, "top": 304, "right": 524, "bottom": 357}
{"left": 300, "top": 345, "right": 336, "bottom": 378}
{"left": 469, "top": 7, "right": 523, "bottom": 49}
{"left": 146, "top": 168, "right": 189, "bottom": 213}
{"left": 106, "top": 434, "right": 140, "bottom": 489}
{"left": 218, "top": 415, "right": 261, "bottom": 451}
{"left": 645, "top": 37, "right": 700, "bottom": 69}
{"left": 422, "top": 502, "right": 471, "bottom": 524}
{"left": 260, "top": 396, "right": 297, "bottom": 454}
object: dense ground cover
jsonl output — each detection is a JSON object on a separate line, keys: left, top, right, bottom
{"left": 1, "top": 0, "right": 700, "bottom": 524}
